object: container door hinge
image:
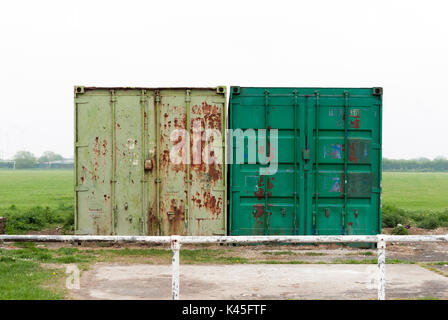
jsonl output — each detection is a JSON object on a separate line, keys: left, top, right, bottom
{"left": 74, "top": 86, "right": 85, "bottom": 95}
{"left": 216, "top": 86, "right": 226, "bottom": 94}
{"left": 140, "top": 90, "right": 147, "bottom": 103}
{"left": 75, "top": 143, "right": 89, "bottom": 148}
{"left": 373, "top": 87, "right": 383, "bottom": 96}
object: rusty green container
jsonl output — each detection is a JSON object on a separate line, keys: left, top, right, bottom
{"left": 74, "top": 86, "right": 227, "bottom": 235}
{"left": 228, "top": 87, "right": 382, "bottom": 236}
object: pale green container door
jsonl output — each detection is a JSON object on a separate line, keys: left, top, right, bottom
{"left": 75, "top": 89, "right": 149, "bottom": 235}
{"left": 75, "top": 87, "right": 227, "bottom": 236}
{"left": 75, "top": 91, "right": 114, "bottom": 235}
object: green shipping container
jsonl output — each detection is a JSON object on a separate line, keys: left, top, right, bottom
{"left": 74, "top": 86, "right": 227, "bottom": 236}
{"left": 228, "top": 87, "right": 382, "bottom": 236}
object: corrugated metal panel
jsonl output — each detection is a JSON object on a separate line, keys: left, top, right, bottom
{"left": 74, "top": 86, "right": 227, "bottom": 236}
{"left": 228, "top": 87, "right": 382, "bottom": 236}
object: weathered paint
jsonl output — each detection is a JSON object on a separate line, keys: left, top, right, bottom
{"left": 171, "top": 235, "right": 181, "bottom": 300}
{"left": 229, "top": 87, "right": 382, "bottom": 236}
{"left": 377, "top": 235, "right": 386, "bottom": 300}
{"left": 4, "top": 234, "right": 448, "bottom": 243}
{"left": 74, "top": 87, "right": 227, "bottom": 236}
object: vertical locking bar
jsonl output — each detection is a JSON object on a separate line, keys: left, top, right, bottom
{"left": 155, "top": 90, "right": 161, "bottom": 235}
{"left": 313, "top": 91, "right": 320, "bottom": 235}
{"left": 185, "top": 90, "right": 191, "bottom": 233}
{"left": 377, "top": 235, "right": 386, "bottom": 300}
{"left": 264, "top": 90, "right": 270, "bottom": 235}
{"left": 221, "top": 88, "right": 227, "bottom": 235}
{"left": 74, "top": 90, "right": 79, "bottom": 232}
{"left": 342, "top": 91, "right": 349, "bottom": 235}
{"left": 171, "top": 235, "right": 181, "bottom": 300}
{"left": 140, "top": 90, "right": 147, "bottom": 235}
{"left": 110, "top": 90, "right": 117, "bottom": 235}
{"left": 293, "top": 90, "right": 298, "bottom": 235}
{"left": 378, "top": 91, "right": 383, "bottom": 234}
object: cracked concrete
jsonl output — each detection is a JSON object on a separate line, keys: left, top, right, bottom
{"left": 70, "top": 263, "right": 448, "bottom": 300}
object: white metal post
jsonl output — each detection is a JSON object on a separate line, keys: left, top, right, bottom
{"left": 171, "top": 235, "right": 181, "bottom": 300}
{"left": 377, "top": 235, "right": 386, "bottom": 300}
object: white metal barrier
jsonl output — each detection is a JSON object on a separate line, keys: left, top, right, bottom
{"left": 1, "top": 234, "right": 448, "bottom": 300}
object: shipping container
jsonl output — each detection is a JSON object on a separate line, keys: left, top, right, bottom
{"left": 74, "top": 86, "right": 227, "bottom": 236}
{"left": 228, "top": 87, "right": 382, "bottom": 236}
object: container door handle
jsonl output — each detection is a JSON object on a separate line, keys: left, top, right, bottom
{"left": 144, "top": 159, "right": 153, "bottom": 171}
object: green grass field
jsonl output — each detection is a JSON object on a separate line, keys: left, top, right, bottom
{"left": 0, "top": 170, "right": 73, "bottom": 209}
{"left": 0, "top": 170, "right": 74, "bottom": 234}
{"left": 382, "top": 172, "right": 448, "bottom": 211}
{"left": 0, "top": 170, "right": 447, "bottom": 212}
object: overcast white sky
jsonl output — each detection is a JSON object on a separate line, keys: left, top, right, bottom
{"left": 0, "top": 0, "right": 447, "bottom": 160}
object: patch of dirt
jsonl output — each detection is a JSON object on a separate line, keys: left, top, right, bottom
{"left": 1, "top": 227, "right": 446, "bottom": 263}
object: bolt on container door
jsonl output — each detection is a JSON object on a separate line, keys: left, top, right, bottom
{"left": 74, "top": 87, "right": 227, "bottom": 236}
{"left": 228, "top": 87, "right": 382, "bottom": 236}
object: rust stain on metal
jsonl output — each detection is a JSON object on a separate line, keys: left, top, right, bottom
{"left": 349, "top": 142, "right": 358, "bottom": 163}
{"left": 254, "top": 176, "right": 265, "bottom": 199}
{"left": 168, "top": 199, "right": 185, "bottom": 235}
{"left": 102, "top": 139, "right": 108, "bottom": 155}
{"left": 350, "top": 118, "right": 360, "bottom": 129}
{"left": 253, "top": 204, "right": 265, "bottom": 218}
{"left": 267, "top": 178, "right": 273, "bottom": 197}
{"left": 147, "top": 206, "right": 159, "bottom": 235}
{"left": 93, "top": 137, "right": 101, "bottom": 157}
{"left": 349, "top": 109, "right": 361, "bottom": 129}
{"left": 204, "top": 191, "right": 222, "bottom": 217}
{"left": 76, "top": 87, "right": 226, "bottom": 236}
{"left": 174, "top": 113, "right": 187, "bottom": 129}
{"left": 201, "top": 101, "right": 221, "bottom": 129}
{"left": 192, "top": 192, "right": 202, "bottom": 207}
{"left": 208, "top": 163, "right": 221, "bottom": 184}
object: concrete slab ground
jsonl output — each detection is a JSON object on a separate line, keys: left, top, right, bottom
{"left": 71, "top": 263, "right": 448, "bottom": 300}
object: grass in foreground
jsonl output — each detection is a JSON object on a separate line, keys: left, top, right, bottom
{"left": 0, "top": 259, "right": 64, "bottom": 300}
{"left": 1, "top": 244, "right": 446, "bottom": 299}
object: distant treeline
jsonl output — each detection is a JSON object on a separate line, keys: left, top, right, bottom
{"left": 383, "top": 157, "right": 448, "bottom": 172}
{"left": 0, "top": 151, "right": 73, "bottom": 169}
{"left": 2, "top": 152, "right": 448, "bottom": 171}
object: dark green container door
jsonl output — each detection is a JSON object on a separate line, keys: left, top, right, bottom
{"left": 229, "top": 87, "right": 382, "bottom": 236}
